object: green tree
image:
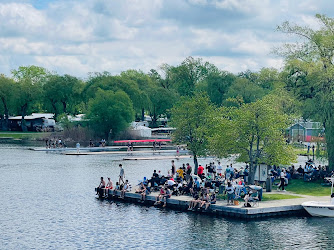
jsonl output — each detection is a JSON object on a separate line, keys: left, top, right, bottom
{"left": 171, "top": 93, "right": 216, "bottom": 173}
{"left": 84, "top": 73, "right": 146, "bottom": 120}
{"left": 0, "top": 75, "right": 16, "bottom": 130}
{"left": 277, "top": 14, "right": 334, "bottom": 169}
{"left": 206, "top": 71, "right": 236, "bottom": 106}
{"left": 87, "top": 89, "right": 134, "bottom": 139}
{"left": 43, "top": 74, "right": 83, "bottom": 120}
{"left": 147, "top": 87, "right": 178, "bottom": 127}
{"left": 210, "top": 94, "right": 295, "bottom": 184}
{"left": 11, "top": 66, "right": 50, "bottom": 131}
{"left": 119, "top": 70, "right": 153, "bottom": 121}
{"left": 224, "top": 78, "right": 265, "bottom": 104}
{"left": 168, "top": 57, "right": 216, "bottom": 96}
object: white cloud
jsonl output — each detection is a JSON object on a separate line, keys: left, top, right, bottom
{"left": 0, "top": 3, "right": 46, "bottom": 37}
{"left": 0, "top": 0, "right": 330, "bottom": 77}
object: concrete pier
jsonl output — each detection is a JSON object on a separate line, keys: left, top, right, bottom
{"left": 101, "top": 190, "right": 328, "bottom": 219}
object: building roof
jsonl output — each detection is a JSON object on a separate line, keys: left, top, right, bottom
{"left": 288, "top": 119, "right": 322, "bottom": 130}
{"left": 9, "top": 113, "right": 54, "bottom": 120}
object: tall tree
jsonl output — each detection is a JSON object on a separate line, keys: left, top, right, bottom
{"left": 147, "top": 87, "right": 178, "bottom": 127}
{"left": 11, "top": 66, "right": 50, "bottom": 131}
{"left": 84, "top": 73, "right": 146, "bottom": 120}
{"left": 87, "top": 89, "right": 134, "bottom": 139}
{"left": 169, "top": 57, "right": 216, "bottom": 96}
{"left": 43, "top": 74, "right": 83, "bottom": 120}
{"left": 171, "top": 93, "right": 216, "bottom": 173}
{"left": 0, "top": 75, "right": 15, "bottom": 130}
{"left": 206, "top": 71, "right": 236, "bottom": 106}
{"left": 210, "top": 94, "right": 295, "bottom": 184}
{"left": 277, "top": 14, "right": 334, "bottom": 169}
{"left": 224, "top": 78, "right": 265, "bottom": 104}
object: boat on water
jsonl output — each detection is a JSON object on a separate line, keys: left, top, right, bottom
{"left": 302, "top": 176, "right": 334, "bottom": 217}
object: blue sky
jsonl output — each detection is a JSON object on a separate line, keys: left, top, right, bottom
{"left": 0, "top": 0, "right": 333, "bottom": 78}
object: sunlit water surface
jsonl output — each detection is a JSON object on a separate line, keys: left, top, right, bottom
{"left": 0, "top": 142, "right": 333, "bottom": 249}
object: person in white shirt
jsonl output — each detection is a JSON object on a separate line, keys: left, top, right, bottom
{"left": 216, "top": 162, "right": 223, "bottom": 176}
{"left": 167, "top": 179, "right": 175, "bottom": 188}
{"left": 278, "top": 168, "right": 286, "bottom": 191}
{"left": 120, "top": 180, "right": 131, "bottom": 199}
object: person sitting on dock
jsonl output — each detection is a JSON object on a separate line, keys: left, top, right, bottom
{"left": 96, "top": 177, "right": 106, "bottom": 197}
{"left": 193, "top": 177, "right": 201, "bottom": 192}
{"left": 161, "top": 186, "right": 171, "bottom": 207}
{"left": 205, "top": 192, "right": 216, "bottom": 210}
{"left": 114, "top": 182, "right": 120, "bottom": 196}
{"left": 104, "top": 177, "right": 113, "bottom": 198}
{"left": 167, "top": 178, "right": 176, "bottom": 189}
{"left": 198, "top": 189, "right": 210, "bottom": 210}
{"left": 149, "top": 170, "right": 160, "bottom": 191}
{"left": 188, "top": 190, "right": 200, "bottom": 210}
{"left": 182, "top": 177, "right": 193, "bottom": 195}
{"left": 136, "top": 182, "right": 149, "bottom": 202}
{"left": 243, "top": 192, "right": 252, "bottom": 207}
{"left": 120, "top": 180, "right": 131, "bottom": 199}
{"left": 154, "top": 186, "right": 166, "bottom": 205}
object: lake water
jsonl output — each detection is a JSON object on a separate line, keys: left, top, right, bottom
{"left": 1, "top": 142, "right": 333, "bottom": 249}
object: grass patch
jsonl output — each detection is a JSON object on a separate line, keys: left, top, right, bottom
{"left": 283, "top": 179, "right": 331, "bottom": 196}
{"left": 217, "top": 192, "right": 302, "bottom": 201}
{"left": 262, "top": 193, "right": 302, "bottom": 201}
{"left": 0, "top": 132, "right": 52, "bottom": 140}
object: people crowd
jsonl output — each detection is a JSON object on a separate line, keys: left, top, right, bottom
{"left": 96, "top": 160, "right": 261, "bottom": 210}
{"left": 45, "top": 138, "right": 65, "bottom": 148}
{"left": 269, "top": 159, "right": 331, "bottom": 191}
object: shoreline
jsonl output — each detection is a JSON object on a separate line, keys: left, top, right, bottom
{"left": 98, "top": 190, "right": 327, "bottom": 219}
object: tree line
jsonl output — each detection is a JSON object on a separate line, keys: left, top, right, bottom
{"left": 0, "top": 57, "right": 282, "bottom": 138}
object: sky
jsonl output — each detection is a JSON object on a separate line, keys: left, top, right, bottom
{"left": 0, "top": 0, "right": 333, "bottom": 78}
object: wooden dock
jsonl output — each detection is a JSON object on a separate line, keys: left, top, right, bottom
{"left": 101, "top": 190, "right": 328, "bottom": 219}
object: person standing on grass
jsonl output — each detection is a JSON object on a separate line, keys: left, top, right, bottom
{"left": 279, "top": 168, "right": 286, "bottom": 191}
{"left": 119, "top": 164, "right": 125, "bottom": 184}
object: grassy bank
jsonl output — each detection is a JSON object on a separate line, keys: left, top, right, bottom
{"left": 0, "top": 132, "right": 53, "bottom": 140}
{"left": 217, "top": 192, "right": 302, "bottom": 201}
{"left": 261, "top": 193, "right": 302, "bottom": 201}
{"left": 285, "top": 179, "right": 331, "bottom": 196}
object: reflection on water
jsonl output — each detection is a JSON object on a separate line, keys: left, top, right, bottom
{"left": 0, "top": 143, "right": 333, "bottom": 249}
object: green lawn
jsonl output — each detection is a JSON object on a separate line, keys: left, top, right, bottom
{"left": 282, "top": 179, "right": 331, "bottom": 196}
{"left": 217, "top": 192, "right": 302, "bottom": 201}
{"left": 0, "top": 132, "right": 52, "bottom": 140}
{"left": 261, "top": 193, "right": 302, "bottom": 201}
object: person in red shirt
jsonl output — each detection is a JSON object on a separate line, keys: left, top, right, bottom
{"left": 198, "top": 165, "right": 204, "bottom": 177}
